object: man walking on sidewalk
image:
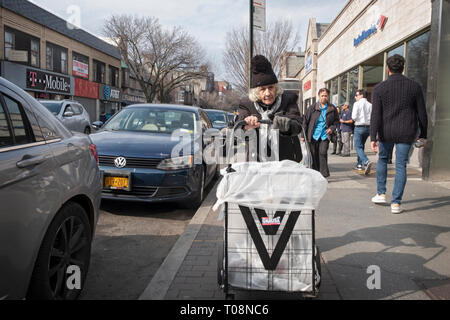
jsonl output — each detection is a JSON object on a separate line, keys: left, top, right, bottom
{"left": 339, "top": 102, "right": 353, "bottom": 157}
{"left": 370, "top": 54, "right": 428, "bottom": 214}
{"left": 352, "top": 89, "right": 373, "bottom": 175}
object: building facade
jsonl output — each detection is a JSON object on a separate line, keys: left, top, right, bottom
{"left": 313, "top": 0, "right": 448, "bottom": 180}
{"left": 301, "top": 19, "right": 330, "bottom": 113}
{"left": 0, "top": 0, "right": 122, "bottom": 122}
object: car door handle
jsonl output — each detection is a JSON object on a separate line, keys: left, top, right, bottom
{"left": 16, "top": 155, "right": 46, "bottom": 168}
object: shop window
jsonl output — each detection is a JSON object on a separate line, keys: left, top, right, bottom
{"left": 388, "top": 44, "right": 405, "bottom": 58}
{"left": 330, "top": 78, "right": 338, "bottom": 105}
{"left": 406, "top": 31, "right": 430, "bottom": 96}
{"left": 4, "top": 27, "right": 40, "bottom": 68}
{"left": 72, "top": 52, "right": 90, "bottom": 79}
{"left": 348, "top": 67, "right": 359, "bottom": 108}
{"left": 339, "top": 73, "right": 348, "bottom": 106}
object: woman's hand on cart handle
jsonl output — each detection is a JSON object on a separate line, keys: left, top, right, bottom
{"left": 243, "top": 116, "right": 261, "bottom": 131}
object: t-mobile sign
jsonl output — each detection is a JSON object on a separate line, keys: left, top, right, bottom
{"left": 27, "top": 69, "right": 71, "bottom": 94}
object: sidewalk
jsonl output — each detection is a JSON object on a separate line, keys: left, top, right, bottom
{"left": 140, "top": 150, "right": 450, "bottom": 300}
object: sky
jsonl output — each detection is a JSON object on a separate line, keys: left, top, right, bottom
{"left": 29, "top": 0, "right": 348, "bottom": 79}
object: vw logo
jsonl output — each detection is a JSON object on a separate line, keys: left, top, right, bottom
{"left": 114, "top": 157, "right": 127, "bottom": 168}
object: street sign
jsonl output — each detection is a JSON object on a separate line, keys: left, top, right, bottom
{"left": 253, "top": 0, "right": 266, "bottom": 32}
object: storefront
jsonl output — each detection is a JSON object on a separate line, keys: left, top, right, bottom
{"left": 318, "top": 0, "right": 432, "bottom": 106}
{"left": 74, "top": 77, "right": 99, "bottom": 122}
{"left": 99, "top": 84, "right": 122, "bottom": 122}
{"left": 316, "top": 0, "right": 432, "bottom": 170}
{"left": 1, "top": 60, "right": 74, "bottom": 99}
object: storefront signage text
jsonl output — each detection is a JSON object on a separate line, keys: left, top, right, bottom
{"left": 100, "top": 84, "right": 121, "bottom": 102}
{"left": 354, "top": 15, "right": 387, "bottom": 47}
{"left": 27, "top": 69, "right": 71, "bottom": 94}
{"left": 73, "top": 59, "right": 89, "bottom": 79}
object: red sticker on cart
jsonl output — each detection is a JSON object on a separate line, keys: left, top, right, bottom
{"left": 262, "top": 217, "right": 281, "bottom": 226}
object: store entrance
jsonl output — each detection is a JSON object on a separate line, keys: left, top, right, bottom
{"left": 361, "top": 53, "right": 384, "bottom": 102}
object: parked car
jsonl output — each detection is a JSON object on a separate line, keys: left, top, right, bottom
{"left": 89, "top": 104, "right": 219, "bottom": 208}
{"left": 227, "top": 112, "right": 235, "bottom": 126}
{"left": 204, "top": 109, "right": 229, "bottom": 130}
{"left": 39, "top": 100, "right": 92, "bottom": 134}
{"left": 0, "top": 77, "right": 102, "bottom": 300}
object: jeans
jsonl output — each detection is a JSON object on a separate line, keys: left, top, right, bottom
{"left": 354, "top": 126, "right": 370, "bottom": 165}
{"left": 341, "top": 131, "right": 352, "bottom": 155}
{"left": 377, "top": 142, "right": 413, "bottom": 204}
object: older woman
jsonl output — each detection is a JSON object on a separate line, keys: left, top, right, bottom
{"left": 236, "top": 55, "right": 303, "bottom": 162}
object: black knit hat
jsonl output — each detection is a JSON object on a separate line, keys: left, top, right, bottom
{"left": 250, "top": 55, "right": 278, "bottom": 88}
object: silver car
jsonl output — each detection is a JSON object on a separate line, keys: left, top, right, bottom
{"left": 0, "top": 77, "right": 101, "bottom": 300}
{"left": 40, "top": 100, "right": 92, "bottom": 134}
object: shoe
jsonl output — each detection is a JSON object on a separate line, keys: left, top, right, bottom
{"left": 341, "top": 154, "right": 350, "bottom": 157}
{"left": 331, "top": 152, "right": 336, "bottom": 155}
{"left": 391, "top": 203, "right": 403, "bottom": 214}
{"left": 364, "top": 161, "right": 372, "bottom": 176}
{"left": 336, "top": 152, "right": 342, "bottom": 156}
{"left": 353, "top": 164, "right": 363, "bottom": 171}
{"left": 372, "top": 194, "right": 387, "bottom": 204}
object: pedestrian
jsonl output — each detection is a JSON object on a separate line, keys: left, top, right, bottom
{"left": 352, "top": 89, "right": 373, "bottom": 175}
{"left": 339, "top": 102, "right": 353, "bottom": 157}
{"left": 370, "top": 54, "right": 428, "bottom": 214}
{"left": 303, "top": 88, "right": 339, "bottom": 178}
{"left": 331, "top": 107, "right": 343, "bottom": 155}
{"left": 237, "top": 55, "right": 303, "bottom": 162}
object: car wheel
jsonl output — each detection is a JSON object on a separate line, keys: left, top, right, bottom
{"left": 27, "top": 202, "right": 92, "bottom": 300}
{"left": 185, "top": 167, "right": 205, "bottom": 209}
{"left": 84, "top": 127, "right": 91, "bottom": 135}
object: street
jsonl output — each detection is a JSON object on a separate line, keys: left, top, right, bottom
{"left": 79, "top": 201, "right": 195, "bottom": 300}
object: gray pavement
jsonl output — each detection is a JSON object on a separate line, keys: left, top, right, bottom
{"left": 140, "top": 150, "right": 450, "bottom": 300}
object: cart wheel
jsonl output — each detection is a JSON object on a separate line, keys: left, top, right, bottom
{"left": 217, "top": 242, "right": 224, "bottom": 286}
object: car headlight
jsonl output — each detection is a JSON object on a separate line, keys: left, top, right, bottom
{"left": 157, "top": 155, "right": 194, "bottom": 170}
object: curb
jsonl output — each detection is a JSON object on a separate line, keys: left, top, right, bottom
{"left": 138, "top": 182, "right": 219, "bottom": 300}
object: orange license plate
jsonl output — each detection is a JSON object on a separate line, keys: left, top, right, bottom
{"left": 104, "top": 176, "right": 130, "bottom": 190}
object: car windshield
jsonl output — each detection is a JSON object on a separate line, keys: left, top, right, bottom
{"left": 206, "top": 111, "right": 227, "bottom": 124}
{"left": 40, "top": 101, "right": 63, "bottom": 115}
{"left": 103, "top": 108, "right": 197, "bottom": 134}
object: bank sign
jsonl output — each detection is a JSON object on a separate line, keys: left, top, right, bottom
{"left": 27, "top": 69, "right": 71, "bottom": 94}
{"left": 354, "top": 15, "right": 387, "bottom": 47}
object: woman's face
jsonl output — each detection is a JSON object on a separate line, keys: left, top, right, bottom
{"left": 258, "top": 85, "right": 277, "bottom": 105}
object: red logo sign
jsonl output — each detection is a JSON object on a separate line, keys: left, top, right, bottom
{"left": 75, "top": 78, "right": 99, "bottom": 99}
{"left": 303, "top": 80, "right": 311, "bottom": 92}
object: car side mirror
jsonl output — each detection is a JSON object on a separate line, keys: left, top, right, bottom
{"left": 92, "top": 121, "right": 104, "bottom": 130}
{"left": 64, "top": 111, "right": 74, "bottom": 118}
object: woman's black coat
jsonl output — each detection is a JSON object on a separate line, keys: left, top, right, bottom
{"left": 237, "top": 92, "right": 303, "bottom": 162}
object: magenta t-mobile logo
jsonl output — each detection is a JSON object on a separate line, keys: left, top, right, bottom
{"left": 29, "top": 71, "right": 38, "bottom": 87}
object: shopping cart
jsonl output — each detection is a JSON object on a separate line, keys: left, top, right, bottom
{"left": 215, "top": 119, "right": 328, "bottom": 299}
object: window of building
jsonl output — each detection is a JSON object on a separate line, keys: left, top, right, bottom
{"left": 330, "top": 77, "right": 338, "bottom": 105}
{"left": 4, "top": 27, "right": 40, "bottom": 68}
{"left": 4, "top": 31, "right": 15, "bottom": 61}
{"left": 93, "top": 60, "right": 106, "bottom": 83}
{"left": 109, "top": 65, "right": 119, "bottom": 87}
{"left": 61, "top": 51, "right": 68, "bottom": 74}
{"left": 339, "top": 72, "right": 348, "bottom": 106}
{"left": 30, "top": 39, "right": 40, "bottom": 67}
{"left": 348, "top": 67, "right": 359, "bottom": 108}
{"left": 406, "top": 31, "right": 430, "bottom": 96}
{"left": 46, "top": 42, "right": 68, "bottom": 74}
{"left": 72, "top": 52, "right": 90, "bottom": 79}
{"left": 46, "top": 46, "right": 53, "bottom": 71}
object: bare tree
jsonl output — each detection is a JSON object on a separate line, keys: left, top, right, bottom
{"left": 104, "top": 15, "right": 209, "bottom": 103}
{"left": 223, "top": 20, "right": 301, "bottom": 95}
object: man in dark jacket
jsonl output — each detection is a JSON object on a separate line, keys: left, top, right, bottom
{"left": 303, "top": 88, "right": 339, "bottom": 178}
{"left": 237, "top": 55, "right": 303, "bottom": 163}
{"left": 370, "top": 54, "right": 428, "bottom": 214}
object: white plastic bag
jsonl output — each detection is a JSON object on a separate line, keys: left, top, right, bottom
{"left": 213, "top": 160, "right": 327, "bottom": 212}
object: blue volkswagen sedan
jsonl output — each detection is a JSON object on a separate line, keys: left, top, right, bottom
{"left": 89, "top": 104, "right": 219, "bottom": 208}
